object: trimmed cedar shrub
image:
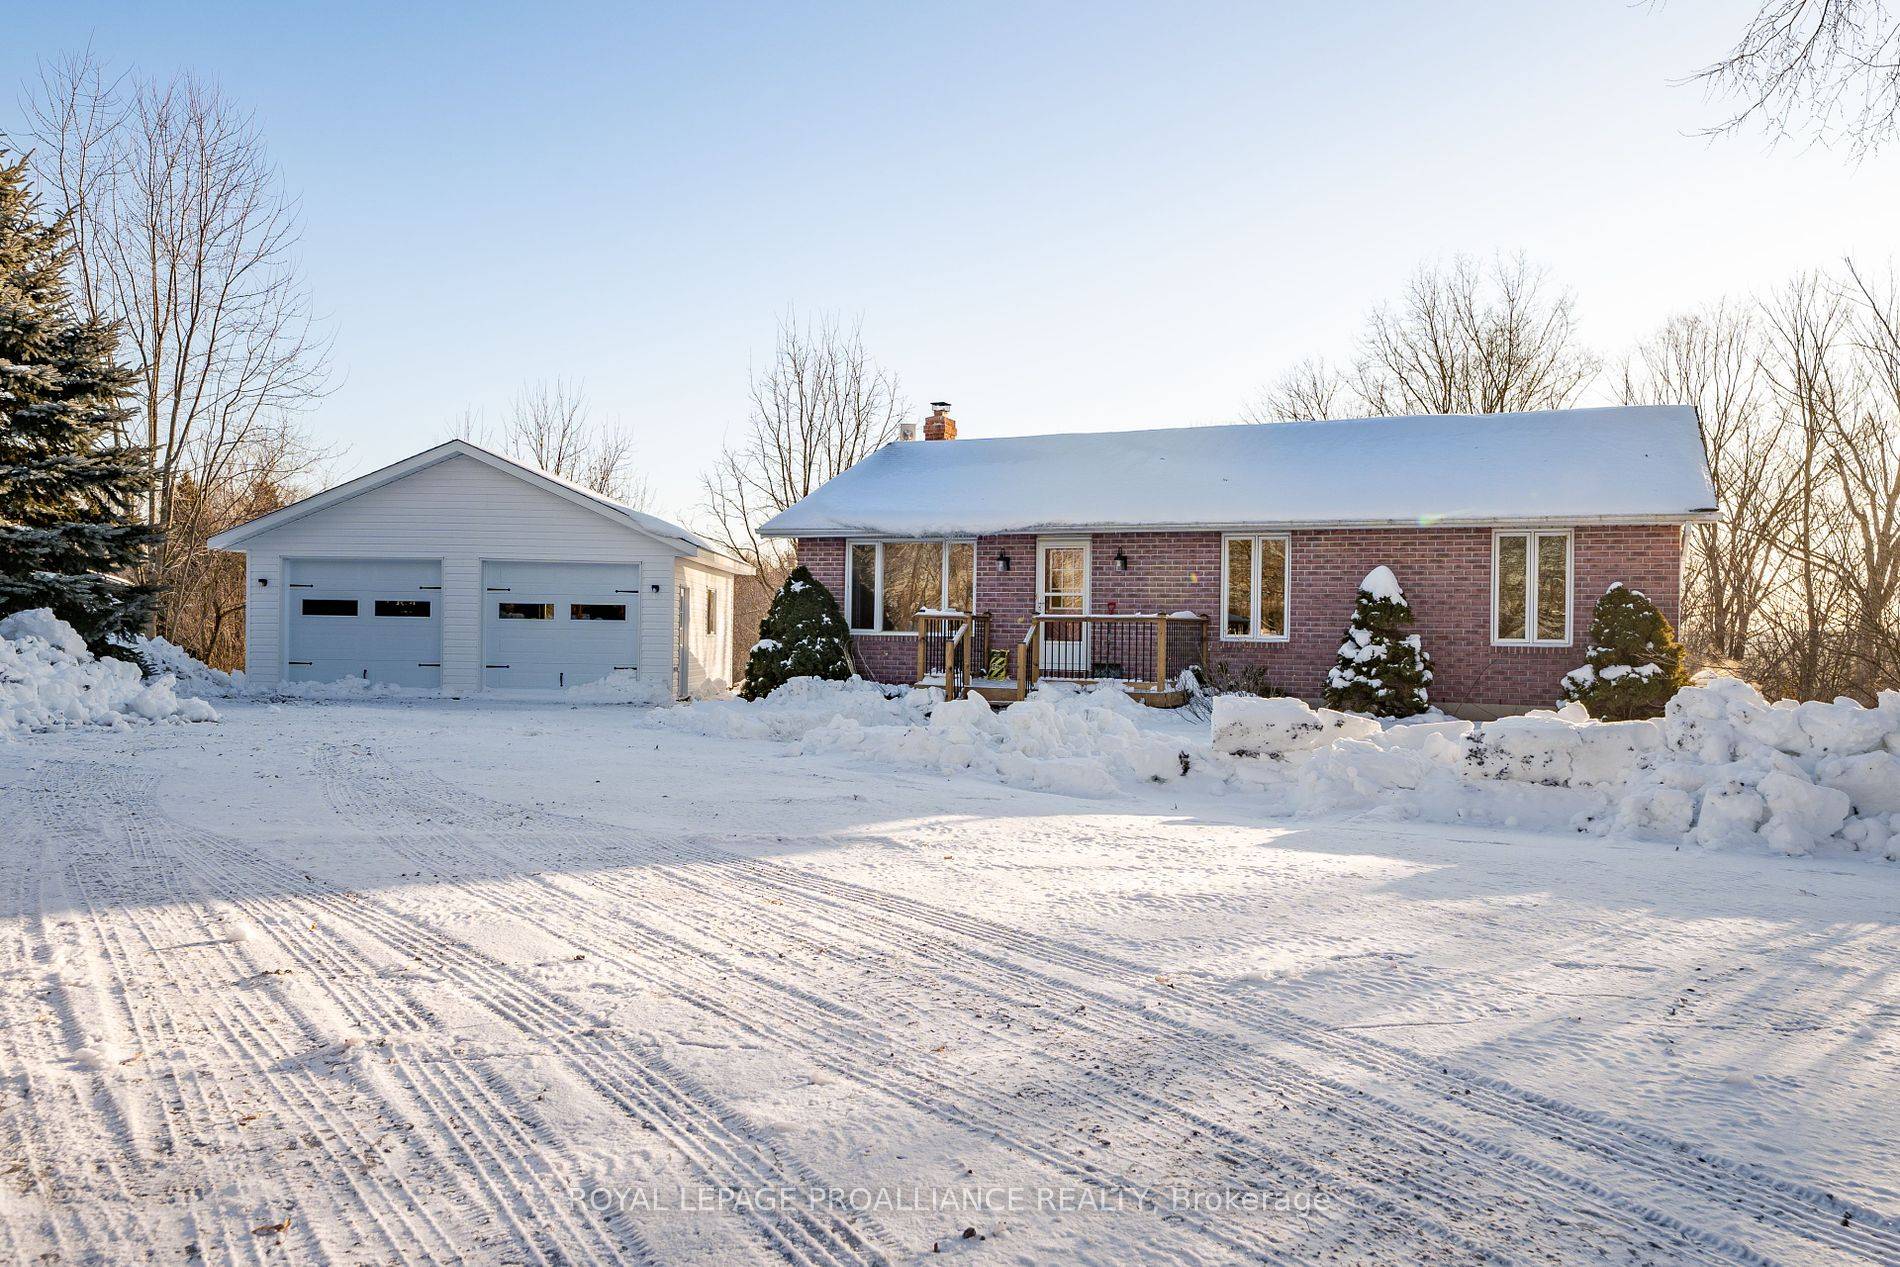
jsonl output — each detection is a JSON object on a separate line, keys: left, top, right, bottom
{"left": 739, "top": 565, "right": 853, "bottom": 699}
{"left": 1560, "top": 582, "right": 1688, "bottom": 720}
{"left": 1322, "top": 565, "right": 1433, "bottom": 718}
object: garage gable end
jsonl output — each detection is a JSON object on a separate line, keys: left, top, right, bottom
{"left": 220, "top": 451, "right": 663, "bottom": 558}
{"left": 209, "top": 440, "right": 697, "bottom": 558}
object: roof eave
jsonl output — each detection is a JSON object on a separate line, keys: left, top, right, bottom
{"left": 760, "top": 510, "right": 1721, "bottom": 538}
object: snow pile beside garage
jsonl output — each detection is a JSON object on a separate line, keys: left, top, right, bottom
{"left": 124, "top": 633, "right": 245, "bottom": 696}
{"left": 0, "top": 610, "right": 219, "bottom": 736}
{"left": 564, "top": 669, "right": 676, "bottom": 705}
{"left": 648, "top": 675, "right": 932, "bottom": 741}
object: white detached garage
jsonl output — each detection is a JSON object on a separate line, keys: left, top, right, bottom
{"left": 208, "top": 440, "right": 746, "bottom": 698}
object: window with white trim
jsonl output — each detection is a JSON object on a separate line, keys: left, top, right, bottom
{"left": 1221, "top": 533, "right": 1290, "bottom": 640}
{"left": 847, "top": 540, "right": 976, "bottom": 632}
{"left": 1493, "top": 530, "right": 1571, "bottom": 644}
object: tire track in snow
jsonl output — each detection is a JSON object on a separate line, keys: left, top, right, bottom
{"left": 341, "top": 743, "right": 1897, "bottom": 1267}
{"left": 104, "top": 794, "right": 652, "bottom": 1267}
{"left": 317, "top": 743, "right": 1753, "bottom": 1267}
{"left": 0, "top": 835, "right": 147, "bottom": 1263}
{"left": 88, "top": 763, "right": 893, "bottom": 1267}
{"left": 312, "top": 753, "right": 1352, "bottom": 1265}
{"left": 28, "top": 775, "right": 469, "bottom": 1265}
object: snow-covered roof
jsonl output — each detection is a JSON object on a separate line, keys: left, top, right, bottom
{"left": 758, "top": 406, "right": 1717, "bottom": 538}
{"left": 209, "top": 439, "right": 748, "bottom": 571}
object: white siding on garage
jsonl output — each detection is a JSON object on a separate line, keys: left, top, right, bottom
{"left": 673, "top": 559, "right": 736, "bottom": 698}
{"left": 236, "top": 454, "right": 680, "bottom": 694}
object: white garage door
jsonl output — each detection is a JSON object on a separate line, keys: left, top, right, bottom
{"left": 286, "top": 559, "right": 442, "bottom": 688}
{"left": 482, "top": 561, "right": 641, "bottom": 690}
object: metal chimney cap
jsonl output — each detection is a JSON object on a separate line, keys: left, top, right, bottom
{"left": 929, "top": 401, "right": 952, "bottom": 411}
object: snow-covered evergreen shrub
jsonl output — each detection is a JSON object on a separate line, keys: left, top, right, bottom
{"left": 740, "top": 566, "right": 853, "bottom": 700}
{"left": 1322, "top": 566, "right": 1432, "bottom": 718}
{"left": 1560, "top": 582, "right": 1688, "bottom": 720}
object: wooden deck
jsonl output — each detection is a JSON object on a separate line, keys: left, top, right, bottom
{"left": 913, "top": 612, "right": 1207, "bottom": 708}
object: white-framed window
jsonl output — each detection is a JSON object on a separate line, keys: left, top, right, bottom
{"left": 1221, "top": 533, "right": 1290, "bottom": 641}
{"left": 846, "top": 539, "right": 976, "bottom": 633}
{"left": 1493, "top": 529, "right": 1572, "bottom": 645}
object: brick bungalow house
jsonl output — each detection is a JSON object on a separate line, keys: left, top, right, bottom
{"left": 758, "top": 404, "right": 1716, "bottom": 717}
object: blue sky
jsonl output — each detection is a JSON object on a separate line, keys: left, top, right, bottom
{"left": 5, "top": 2, "right": 1898, "bottom": 525}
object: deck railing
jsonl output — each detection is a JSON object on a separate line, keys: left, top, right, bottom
{"left": 1028, "top": 612, "right": 1208, "bottom": 692}
{"left": 915, "top": 612, "right": 992, "bottom": 691}
{"left": 916, "top": 611, "right": 1208, "bottom": 701}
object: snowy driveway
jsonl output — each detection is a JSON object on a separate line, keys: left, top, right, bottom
{"left": 3, "top": 699, "right": 1897, "bottom": 1265}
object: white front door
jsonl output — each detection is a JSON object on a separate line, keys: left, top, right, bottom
{"left": 1036, "top": 538, "right": 1090, "bottom": 674}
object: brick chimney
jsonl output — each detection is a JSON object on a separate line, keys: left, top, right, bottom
{"left": 923, "top": 401, "right": 957, "bottom": 441}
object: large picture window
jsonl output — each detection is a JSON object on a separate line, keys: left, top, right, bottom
{"left": 1221, "top": 534, "right": 1290, "bottom": 640}
{"left": 847, "top": 540, "right": 976, "bottom": 632}
{"left": 1494, "top": 530, "right": 1571, "bottom": 644}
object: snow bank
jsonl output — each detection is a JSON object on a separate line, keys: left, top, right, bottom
{"left": 124, "top": 634, "right": 244, "bottom": 697}
{"left": 1, "top": 610, "right": 219, "bottom": 737}
{"left": 1226, "top": 681, "right": 1900, "bottom": 860}
{"left": 119, "top": 634, "right": 439, "bottom": 702}
{"left": 803, "top": 684, "right": 1192, "bottom": 799}
{"left": 1212, "top": 696, "right": 1378, "bottom": 756}
{"left": 650, "top": 669, "right": 1900, "bottom": 863}
{"left": 565, "top": 670, "right": 674, "bottom": 706}
{"left": 649, "top": 676, "right": 932, "bottom": 742}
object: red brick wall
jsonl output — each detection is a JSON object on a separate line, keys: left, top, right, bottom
{"left": 795, "top": 524, "right": 1683, "bottom": 708}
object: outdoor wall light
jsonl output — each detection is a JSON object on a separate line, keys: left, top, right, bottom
{"left": 996, "top": 551, "right": 1010, "bottom": 573}
{"left": 1114, "top": 549, "right": 1128, "bottom": 571}
{"left": 257, "top": 577, "right": 269, "bottom": 587}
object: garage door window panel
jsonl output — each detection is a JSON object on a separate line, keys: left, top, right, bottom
{"left": 499, "top": 602, "right": 555, "bottom": 620}
{"left": 301, "top": 599, "right": 358, "bottom": 617}
{"left": 572, "top": 604, "right": 626, "bottom": 621}
{"left": 374, "top": 600, "right": 430, "bottom": 618}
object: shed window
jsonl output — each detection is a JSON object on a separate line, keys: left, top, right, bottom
{"left": 704, "top": 589, "right": 717, "bottom": 635}
{"left": 571, "top": 603, "right": 626, "bottom": 621}
{"left": 846, "top": 540, "right": 978, "bottom": 632}
{"left": 1494, "top": 531, "right": 1571, "bottom": 645}
{"left": 374, "top": 600, "right": 430, "bottom": 618}
{"left": 498, "top": 602, "right": 554, "bottom": 620}
{"left": 301, "top": 599, "right": 358, "bottom": 617}
{"left": 1221, "top": 534, "right": 1289, "bottom": 640}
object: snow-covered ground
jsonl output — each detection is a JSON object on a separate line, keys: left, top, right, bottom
{"left": 3, "top": 691, "right": 1897, "bottom": 1265}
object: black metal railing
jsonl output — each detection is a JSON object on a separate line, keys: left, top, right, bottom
{"left": 916, "top": 612, "right": 993, "bottom": 685}
{"left": 1030, "top": 613, "right": 1209, "bottom": 690}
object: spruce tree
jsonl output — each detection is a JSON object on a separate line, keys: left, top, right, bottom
{"left": 0, "top": 149, "right": 156, "bottom": 651}
{"left": 740, "top": 565, "right": 854, "bottom": 700}
{"left": 1322, "top": 565, "right": 1433, "bottom": 717}
{"left": 1560, "top": 582, "right": 1688, "bottom": 720}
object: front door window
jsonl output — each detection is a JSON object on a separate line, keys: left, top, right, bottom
{"left": 1038, "top": 540, "right": 1089, "bottom": 673}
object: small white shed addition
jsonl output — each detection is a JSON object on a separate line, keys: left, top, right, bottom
{"left": 209, "top": 440, "right": 746, "bottom": 698}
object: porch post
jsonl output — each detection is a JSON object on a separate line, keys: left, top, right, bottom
{"left": 915, "top": 615, "right": 926, "bottom": 683}
{"left": 1154, "top": 614, "right": 1169, "bottom": 692}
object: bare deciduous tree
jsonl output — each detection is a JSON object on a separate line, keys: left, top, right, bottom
{"left": 1689, "top": 0, "right": 1900, "bottom": 156}
{"left": 19, "top": 51, "right": 332, "bottom": 654}
{"left": 1244, "top": 254, "right": 1598, "bottom": 423}
{"left": 701, "top": 313, "right": 906, "bottom": 592}
{"left": 486, "top": 379, "right": 650, "bottom": 509}
{"left": 1241, "top": 356, "right": 1349, "bottom": 423}
{"left": 1354, "top": 254, "right": 1599, "bottom": 417}
{"left": 1616, "top": 303, "right": 1789, "bottom": 665}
